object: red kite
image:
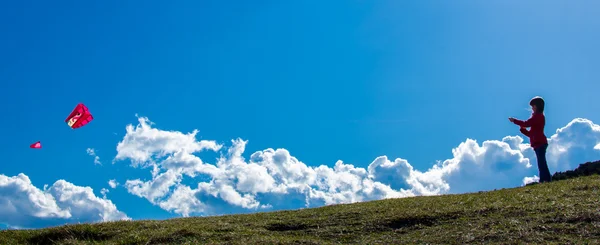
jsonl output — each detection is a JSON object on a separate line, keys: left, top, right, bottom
{"left": 30, "top": 141, "right": 41, "bottom": 149}
{"left": 65, "top": 103, "right": 93, "bottom": 129}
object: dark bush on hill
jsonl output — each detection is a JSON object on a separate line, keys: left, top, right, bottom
{"left": 552, "top": 160, "right": 600, "bottom": 181}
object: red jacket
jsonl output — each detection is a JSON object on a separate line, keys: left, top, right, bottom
{"left": 513, "top": 112, "right": 548, "bottom": 149}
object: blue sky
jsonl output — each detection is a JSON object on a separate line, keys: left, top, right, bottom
{"left": 2, "top": 1, "right": 600, "bottom": 229}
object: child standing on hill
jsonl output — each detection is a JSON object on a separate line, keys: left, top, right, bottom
{"left": 509, "top": 96, "right": 552, "bottom": 183}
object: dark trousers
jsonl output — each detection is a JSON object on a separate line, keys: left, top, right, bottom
{"left": 534, "top": 143, "right": 552, "bottom": 182}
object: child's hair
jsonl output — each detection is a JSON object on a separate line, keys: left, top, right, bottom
{"left": 530, "top": 96, "right": 545, "bottom": 113}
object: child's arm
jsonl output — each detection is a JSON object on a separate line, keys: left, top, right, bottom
{"left": 512, "top": 114, "right": 540, "bottom": 128}
{"left": 520, "top": 126, "right": 530, "bottom": 136}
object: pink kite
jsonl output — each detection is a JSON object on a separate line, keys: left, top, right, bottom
{"left": 30, "top": 141, "right": 41, "bottom": 149}
{"left": 65, "top": 103, "right": 93, "bottom": 129}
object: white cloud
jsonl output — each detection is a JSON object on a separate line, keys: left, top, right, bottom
{"left": 86, "top": 148, "right": 101, "bottom": 165}
{"left": 523, "top": 176, "right": 539, "bottom": 185}
{"left": 0, "top": 173, "right": 130, "bottom": 229}
{"left": 114, "top": 116, "right": 222, "bottom": 168}
{"left": 108, "top": 179, "right": 118, "bottom": 189}
{"left": 113, "top": 116, "right": 600, "bottom": 218}
{"left": 546, "top": 118, "right": 600, "bottom": 171}
{"left": 125, "top": 168, "right": 182, "bottom": 204}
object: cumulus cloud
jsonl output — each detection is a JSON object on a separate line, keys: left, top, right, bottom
{"left": 546, "top": 118, "right": 600, "bottom": 171}
{"left": 113, "top": 116, "right": 600, "bottom": 218}
{"left": 0, "top": 173, "right": 130, "bottom": 229}
{"left": 86, "top": 148, "right": 101, "bottom": 165}
{"left": 114, "top": 116, "right": 222, "bottom": 168}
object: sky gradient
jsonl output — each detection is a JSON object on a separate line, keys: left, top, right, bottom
{"left": 1, "top": 0, "right": 600, "bottom": 229}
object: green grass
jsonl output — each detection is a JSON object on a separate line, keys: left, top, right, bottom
{"left": 2, "top": 175, "right": 600, "bottom": 244}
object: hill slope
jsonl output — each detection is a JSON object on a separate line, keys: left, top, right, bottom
{"left": 2, "top": 167, "right": 600, "bottom": 244}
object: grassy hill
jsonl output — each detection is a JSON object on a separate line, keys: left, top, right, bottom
{"left": 2, "top": 161, "right": 600, "bottom": 244}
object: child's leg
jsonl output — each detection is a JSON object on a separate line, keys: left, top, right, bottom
{"left": 534, "top": 144, "right": 552, "bottom": 182}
